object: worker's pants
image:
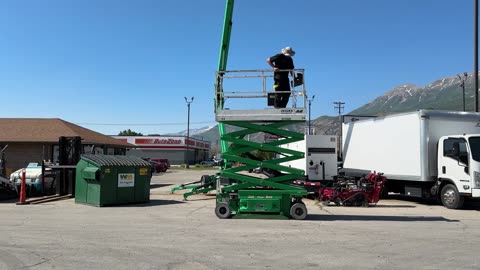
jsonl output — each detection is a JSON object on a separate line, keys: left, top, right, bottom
{"left": 273, "top": 77, "right": 291, "bottom": 108}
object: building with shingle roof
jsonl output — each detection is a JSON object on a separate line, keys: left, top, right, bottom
{"left": 0, "top": 118, "right": 132, "bottom": 176}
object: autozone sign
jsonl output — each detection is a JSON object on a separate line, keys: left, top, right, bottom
{"left": 135, "top": 138, "right": 182, "bottom": 145}
{"left": 113, "top": 136, "right": 210, "bottom": 150}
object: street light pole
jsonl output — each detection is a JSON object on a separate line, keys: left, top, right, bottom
{"left": 184, "top": 97, "right": 194, "bottom": 168}
{"left": 475, "top": 0, "right": 479, "bottom": 112}
{"left": 334, "top": 101, "right": 345, "bottom": 160}
{"left": 307, "top": 95, "right": 315, "bottom": 135}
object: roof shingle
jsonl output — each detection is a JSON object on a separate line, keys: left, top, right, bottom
{"left": 0, "top": 118, "right": 132, "bottom": 147}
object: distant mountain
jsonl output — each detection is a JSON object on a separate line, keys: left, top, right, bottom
{"left": 350, "top": 73, "right": 474, "bottom": 115}
{"left": 190, "top": 72, "right": 478, "bottom": 143}
{"left": 166, "top": 126, "right": 216, "bottom": 137}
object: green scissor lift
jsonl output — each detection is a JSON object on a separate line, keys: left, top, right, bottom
{"left": 212, "top": 0, "right": 309, "bottom": 220}
{"left": 171, "top": 0, "right": 309, "bottom": 219}
{"left": 214, "top": 68, "right": 309, "bottom": 220}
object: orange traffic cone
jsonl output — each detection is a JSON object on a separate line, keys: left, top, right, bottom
{"left": 16, "top": 170, "right": 28, "bottom": 205}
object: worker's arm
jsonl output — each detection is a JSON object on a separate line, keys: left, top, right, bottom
{"left": 267, "top": 58, "right": 278, "bottom": 71}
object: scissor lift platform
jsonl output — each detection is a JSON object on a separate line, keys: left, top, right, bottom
{"left": 216, "top": 108, "right": 306, "bottom": 122}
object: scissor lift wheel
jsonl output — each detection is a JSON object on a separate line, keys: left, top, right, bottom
{"left": 289, "top": 202, "right": 307, "bottom": 220}
{"left": 215, "top": 202, "right": 232, "bottom": 219}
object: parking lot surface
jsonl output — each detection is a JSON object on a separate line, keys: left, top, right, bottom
{"left": 1, "top": 169, "right": 479, "bottom": 270}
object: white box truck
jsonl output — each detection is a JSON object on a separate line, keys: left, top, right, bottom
{"left": 342, "top": 110, "right": 480, "bottom": 209}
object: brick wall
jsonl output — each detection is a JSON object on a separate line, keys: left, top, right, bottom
{"left": 2, "top": 143, "right": 53, "bottom": 176}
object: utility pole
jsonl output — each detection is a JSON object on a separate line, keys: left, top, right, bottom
{"left": 458, "top": 72, "right": 468, "bottom": 112}
{"left": 184, "top": 97, "right": 194, "bottom": 168}
{"left": 475, "top": 0, "right": 479, "bottom": 112}
{"left": 307, "top": 95, "right": 315, "bottom": 135}
{"left": 333, "top": 101, "right": 345, "bottom": 160}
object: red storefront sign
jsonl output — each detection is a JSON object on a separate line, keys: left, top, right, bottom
{"left": 130, "top": 137, "right": 209, "bottom": 150}
{"left": 135, "top": 138, "right": 182, "bottom": 145}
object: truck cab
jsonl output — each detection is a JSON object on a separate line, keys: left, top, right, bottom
{"left": 437, "top": 135, "right": 480, "bottom": 208}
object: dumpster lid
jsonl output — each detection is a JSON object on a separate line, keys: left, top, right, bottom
{"left": 81, "top": 154, "right": 152, "bottom": 167}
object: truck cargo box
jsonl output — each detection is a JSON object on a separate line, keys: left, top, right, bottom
{"left": 342, "top": 110, "right": 480, "bottom": 182}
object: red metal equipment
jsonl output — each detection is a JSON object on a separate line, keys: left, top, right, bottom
{"left": 318, "top": 173, "right": 387, "bottom": 207}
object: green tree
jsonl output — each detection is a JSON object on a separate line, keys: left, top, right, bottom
{"left": 118, "top": 129, "right": 143, "bottom": 136}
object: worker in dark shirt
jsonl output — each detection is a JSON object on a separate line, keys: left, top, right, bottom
{"left": 267, "top": 47, "right": 295, "bottom": 108}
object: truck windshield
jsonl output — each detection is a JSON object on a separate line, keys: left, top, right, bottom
{"left": 469, "top": 137, "right": 480, "bottom": 162}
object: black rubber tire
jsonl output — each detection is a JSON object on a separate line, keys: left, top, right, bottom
{"left": 215, "top": 202, "right": 232, "bottom": 219}
{"left": 380, "top": 184, "right": 389, "bottom": 199}
{"left": 201, "top": 175, "right": 210, "bottom": 185}
{"left": 440, "top": 184, "right": 464, "bottom": 209}
{"left": 289, "top": 202, "right": 308, "bottom": 220}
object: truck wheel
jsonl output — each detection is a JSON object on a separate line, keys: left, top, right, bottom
{"left": 440, "top": 184, "right": 464, "bottom": 209}
{"left": 215, "top": 202, "right": 232, "bottom": 219}
{"left": 289, "top": 202, "right": 308, "bottom": 220}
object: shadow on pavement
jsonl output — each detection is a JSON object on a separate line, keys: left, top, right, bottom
{"left": 0, "top": 187, "right": 17, "bottom": 202}
{"left": 384, "top": 195, "right": 480, "bottom": 211}
{"left": 306, "top": 214, "right": 459, "bottom": 222}
{"left": 372, "top": 205, "right": 416, "bottom": 208}
{"left": 150, "top": 184, "right": 172, "bottom": 189}
{"left": 152, "top": 171, "right": 173, "bottom": 175}
{"left": 317, "top": 203, "right": 416, "bottom": 208}
{"left": 184, "top": 195, "right": 216, "bottom": 202}
{"left": 463, "top": 200, "right": 480, "bottom": 211}
{"left": 0, "top": 198, "right": 17, "bottom": 204}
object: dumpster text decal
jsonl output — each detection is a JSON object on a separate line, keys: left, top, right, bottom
{"left": 118, "top": 173, "right": 135, "bottom": 187}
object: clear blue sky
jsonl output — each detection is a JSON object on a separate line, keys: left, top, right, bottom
{"left": 0, "top": 0, "right": 474, "bottom": 135}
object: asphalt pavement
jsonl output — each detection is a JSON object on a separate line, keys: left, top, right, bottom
{"left": 0, "top": 168, "right": 479, "bottom": 270}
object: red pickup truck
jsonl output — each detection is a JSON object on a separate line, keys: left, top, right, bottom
{"left": 141, "top": 158, "right": 170, "bottom": 173}
{"left": 148, "top": 158, "right": 170, "bottom": 172}
{"left": 149, "top": 158, "right": 170, "bottom": 168}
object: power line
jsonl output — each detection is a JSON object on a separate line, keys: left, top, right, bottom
{"left": 75, "top": 121, "right": 217, "bottom": 126}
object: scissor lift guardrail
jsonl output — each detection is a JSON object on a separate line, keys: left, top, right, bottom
{"left": 215, "top": 69, "right": 307, "bottom": 122}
